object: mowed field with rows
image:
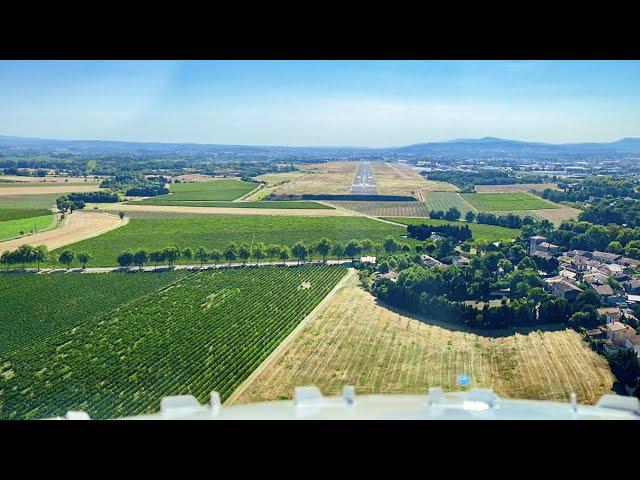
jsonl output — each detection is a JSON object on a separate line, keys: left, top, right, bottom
{"left": 461, "top": 193, "right": 558, "bottom": 211}
{"left": 327, "top": 201, "right": 429, "bottom": 217}
{"left": 231, "top": 272, "right": 614, "bottom": 406}
{"left": 50, "top": 215, "right": 415, "bottom": 266}
{"left": 132, "top": 178, "right": 259, "bottom": 203}
{"left": 0, "top": 265, "right": 347, "bottom": 419}
{"left": 383, "top": 217, "right": 521, "bottom": 242}
{"left": 0, "top": 271, "right": 189, "bottom": 354}
{"left": 423, "top": 192, "right": 477, "bottom": 216}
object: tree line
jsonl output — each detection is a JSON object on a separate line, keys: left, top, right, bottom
{"left": 113, "top": 237, "right": 415, "bottom": 269}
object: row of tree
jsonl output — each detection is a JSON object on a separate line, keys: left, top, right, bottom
{"left": 114, "top": 237, "right": 414, "bottom": 268}
{"left": 0, "top": 245, "right": 92, "bottom": 270}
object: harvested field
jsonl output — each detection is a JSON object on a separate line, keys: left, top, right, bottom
{"left": 474, "top": 183, "right": 559, "bottom": 193}
{"left": 0, "top": 185, "right": 100, "bottom": 196}
{"left": 0, "top": 175, "right": 101, "bottom": 184}
{"left": 94, "top": 203, "right": 350, "bottom": 217}
{"left": 0, "top": 211, "right": 125, "bottom": 253}
{"left": 229, "top": 272, "right": 615, "bottom": 405}
{"left": 327, "top": 201, "right": 429, "bottom": 217}
{"left": 269, "top": 161, "right": 358, "bottom": 196}
{"left": 535, "top": 204, "right": 583, "bottom": 226}
{"left": 372, "top": 162, "right": 458, "bottom": 200}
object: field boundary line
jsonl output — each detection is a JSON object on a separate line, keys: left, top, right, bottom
{"left": 225, "top": 267, "right": 355, "bottom": 404}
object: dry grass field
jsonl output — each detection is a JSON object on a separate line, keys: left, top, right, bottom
{"left": 535, "top": 204, "right": 583, "bottom": 226}
{"left": 0, "top": 184, "right": 100, "bottom": 196}
{"left": 0, "top": 211, "right": 125, "bottom": 253}
{"left": 94, "top": 203, "right": 351, "bottom": 217}
{"left": 246, "top": 172, "right": 308, "bottom": 200}
{"left": 372, "top": 162, "right": 458, "bottom": 200}
{"left": 230, "top": 271, "right": 614, "bottom": 406}
{"left": 474, "top": 183, "right": 559, "bottom": 193}
{"left": 0, "top": 175, "right": 101, "bottom": 184}
{"left": 269, "top": 161, "right": 358, "bottom": 196}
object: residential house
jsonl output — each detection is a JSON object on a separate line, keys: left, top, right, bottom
{"left": 592, "top": 284, "right": 623, "bottom": 304}
{"left": 596, "top": 307, "right": 622, "bottom": 324}
{"left": 547, "top": 278, "right": 582, "bottom": 300}
{"left": 360, "top": 256, "right": 377, "bottom": 264}
{"left": 537, "top": 241, "right": 560, "bottom": 254}
{"left": 621, "top": 277, "right": 640, "bottom": 294}
{"left": 592, "top": 251, "right": 622, "bottom": 264}
{"left": 452, "top": 256, "right": 470, "bottom": 266}
{"left": 419, "top": 254, "right": 447, "bottom": 270}
{"left": 529, "top": 235, "right": 547, "bottom": 253}
{"left": 584, "top": 272, "right": 609, "bottom": 285}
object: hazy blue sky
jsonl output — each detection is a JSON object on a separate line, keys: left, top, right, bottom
{"left": 0, "top": 60, "right": 638, "bottom": 147}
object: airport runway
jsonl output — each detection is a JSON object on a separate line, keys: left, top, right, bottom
{"left": 350, "top": 161, "right": 378, "bottom": 194}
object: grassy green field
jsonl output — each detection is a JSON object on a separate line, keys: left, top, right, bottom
{"left": 0, "top": 265, "right": 347, "bottom": 419}
{"left": 461, "top": 193, "right": 558, "bottom": 211}
{"left": 423, "top": 192, "right": 475, "bottom": 216}
{"left": 50, "top": 215, "right": 414, "bottom": 266}
{"left": 384, "top": 217, "right": 521, "bottom": 242}
{"left": 0, "top": 208, "right": 52, "bottom": 222}
{"left": 0, "top": 214, "right": 56, "bottom": 241}
{"left": 137, "top": 179, "right": 259, "bottom": 203}
{"left": 0, "top": 271, "right": 189, "bottom": 355}
{"left": 126, "top": 199, "right": 332, "bottom": 209}
{"left": 0, "top": 193, "right": 58, "bottom": 210}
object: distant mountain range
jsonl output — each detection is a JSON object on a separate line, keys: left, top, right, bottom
{"left": 1, "top": 134, "right": 640, "bottom": 157}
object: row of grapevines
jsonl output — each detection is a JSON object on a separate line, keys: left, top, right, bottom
{"left": 0, "top": 265, "right": 347, "bottom": 419}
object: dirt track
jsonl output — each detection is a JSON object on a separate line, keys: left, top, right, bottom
{"left": 0, "top": 211, "right": 126, "bottom": 253}
{"left": 97, "top": 203, "right": 352, "bottom": 216}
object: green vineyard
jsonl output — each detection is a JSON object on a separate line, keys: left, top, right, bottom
{"left": 423, "top": 192, "right": 476, "bottom": 216}
{"left": 0, "top": 271, "right": 189, "bottom": 354}
{"left": 0, "top": 265, "right": 347, "bottom": 419}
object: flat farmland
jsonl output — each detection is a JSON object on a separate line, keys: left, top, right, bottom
{"left": 461, "top": 193, "right": 558, "bottom": 211}
{"left": 474, "top": 183, "right": 559, "bottom": 193}
{"left": 246, "top": 172, "right": 307, "bottom": 201}
{"left": 0, "top": 211, "right": 125, "bottom": 254}
{"left": 50, "top": 215, "right": 414, "bottom": 266}
{"left": 327, "top": 201, "right": 429, "bottom": 217}
{"left": 229, "top": 272, "right": 614, "bottom": 406}
{"left": 0, "top": 271, "right": 189, "bottom": 354}
{"left": 383, "top": 217, "right": 520, "bottom": 242}
{"left": 136, "top": 179, "right": 258, "bottom": 203}
{"left": 0, "top": 175, "right": 101, "bottom": 184}
{"left": 424, "top": 192, "right": 476, "bottom": 216}
{"left": 535, "top": 204, "right": 583, "bottom": 226}
{"left": 94, "top": 203, "right": 348, "bottom": 217}
{"left": 269, "top": 161, "right": 358, "bottom": 196}
{"left": 0, "top": 265, "right": 347, "bottom": 419}
{"left": 0, "top": 193, "right": 60, "bottom": 210}
{"left": 0, "top": 214, "right": 56, "bottom": 241}
{"left": 372, "top": 162, "right": 458, "bottom": 200}
{"left": 125, "top": 199, "right": 331, "bottom": 209}
{"left": 0, "top": 184, "right": 100, "bottom": 196}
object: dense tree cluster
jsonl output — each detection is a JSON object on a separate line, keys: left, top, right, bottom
{"left": 0, "top": 245, "right": 49, "bottom": 270}
{"left": 548, "top": 220, "right": 640, "bottom": 258}
{"left": 426, "top": 170, "right": 546, "bottom": 191}
{"left": 407, "top": 223, "right": 472, "bottom": 242}
{"left": 540, "top": 176, "right": 640, "bottom": 203}
{"left": 475, "top": 212, "right": 539, "bottom": 229}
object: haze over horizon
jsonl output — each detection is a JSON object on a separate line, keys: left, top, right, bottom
{"left": 1, "top": 60, "right": 639, "bottom": 147}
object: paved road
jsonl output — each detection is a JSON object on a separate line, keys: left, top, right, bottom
{"left": 350, "top": 161, "right": 378, "bottom": 194}
{"left": 0, "top": 258, "right": 355, "bottom": 275}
